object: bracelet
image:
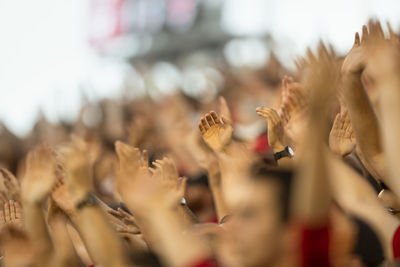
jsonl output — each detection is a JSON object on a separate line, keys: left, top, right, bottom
{"left": 76, "top": 193, "right": 98, "bottom": 210}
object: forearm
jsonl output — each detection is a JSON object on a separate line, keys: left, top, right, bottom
{"left": 48, "top": 218, "right": 81, "bottom": 267}
{"left": 209, "top": 183, "right": 229, "bottom": 222}
{"left": 75, "top": 206, "right": 127, "bottom": 267}
{"left": 378, "top": 75, "right": 400, "bottom": 199}
{"left": 178, "top": 204, "right": 200, "bottom": 227}
{"left": 293, "top": 100, "right": 331, "bottom": 225}
{"left": 327, "top": 151, "right": 399, "bottom": 259}
{"left": 342, "top": 74, "right": 384, "bottom": 177}
{"left": 295, "top": 136, "right": 330, "bottom": 225}
{"left": 23, "top": 203, "right": 53, "bottom": 263}
{"left": 145, "top": 207, "right": 211, "bottom": 267}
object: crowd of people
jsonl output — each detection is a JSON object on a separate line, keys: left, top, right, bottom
{"left": 1, "top": 20, "right": 400, "bottom": 267}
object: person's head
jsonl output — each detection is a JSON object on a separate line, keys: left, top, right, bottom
{"left": 226, "top": 165, "right": 293, "bottom": 267}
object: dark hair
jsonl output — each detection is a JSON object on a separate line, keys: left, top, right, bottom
{"left": 352, "top": 216, "right": 384, "bottom": 267}
{"left": 251, "top": 164, "right": 294, "bottom": 222}
{"left": 128, "top": 251, "right": 162, "bottom": 267}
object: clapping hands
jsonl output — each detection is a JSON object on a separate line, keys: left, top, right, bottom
{"left": 329, "top": 110, "right": 356, "bottom": 157}
{"left": 256, "top": 107, "right": 284, "bottom": 151}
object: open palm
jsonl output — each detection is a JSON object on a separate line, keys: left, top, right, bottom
{"left": 199, "top": 111, "right": 233, "bottom": 152}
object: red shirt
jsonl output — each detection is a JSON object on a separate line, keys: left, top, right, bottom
{"left": 392, "top": 225, "right": 400, "bottom": 259}
{"left": 299, "top": 224, "right": 331, "bottom": 267}
{"left": 190, "top": 258, "right": 219, "bottom": 267}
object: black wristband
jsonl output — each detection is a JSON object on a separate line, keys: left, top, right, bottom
{"left": 273, "top": 146, "right": 294, "bottom": 161}
{"left": 76, "top": 193, "right": 98, "bottom": 210}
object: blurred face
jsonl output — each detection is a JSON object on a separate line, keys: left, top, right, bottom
{"left": 227, "top": 179, "right": 285, "bottom": 267}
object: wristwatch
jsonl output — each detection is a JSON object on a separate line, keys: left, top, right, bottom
{"left": 274, "top": 146, "right": 294, "bottom": 161}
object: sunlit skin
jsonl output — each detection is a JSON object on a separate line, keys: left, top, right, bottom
{"left": 226, "top": 179, "right": 290, "bottom": 267}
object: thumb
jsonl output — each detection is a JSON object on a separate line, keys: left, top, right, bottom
{"left": 219, "top": 96, "right": 232, "bottom": 123}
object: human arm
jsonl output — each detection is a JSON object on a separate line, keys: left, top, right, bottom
{"left": 326, "top": 151, "right": 400, "bottom": 259}
{"left": 256, "top": 106, "right": 293, "bottom": 166}
{"left": 47, "top": 202, "right": 81, "bottom": 267}
{"left": 61, "top": 137, "right": 128, "bottom": 267}
{"left": 115, "top": 147, "right": 212, "bottom": 267}
{"left": 21, "top": 145, "right": 57, "bottom": 266}
{"left": 199, "top": 154, "right": 229, "bottom": 223}
{"left": 291, "top": 45, "right": 338, "bottom": 225}
{"left": 341, "top": 27, "right": 385, "bottom": 181}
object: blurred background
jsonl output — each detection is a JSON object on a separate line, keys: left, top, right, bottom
{"left": 0, "top": 0, "right": 399, "bottom": 136}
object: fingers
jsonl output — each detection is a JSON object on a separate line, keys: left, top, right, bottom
{"left": 198, "top": 110, "right": 226, "bottom": 135}
{"left": 206, "top": 114, "right": 215, "bottom": 128}
{"left": 210, "top": 111, "right": 221, "bottom": 125}
{"left": 361, "top": 25, "right": 369, "bottom": 44}
{"left": 337, "top": 113, "right": 345, "bottom": 130}
{"left": 177, "top": 177, "right": 187, "bottom": 198}
{"left": 142, "top": 150, "right": 149, "bottom": 168}
{"left": 219, "top": 96, "right": 232, "bottom": 123}
{"left": 9, "top": 200, "right": 16, "bottom": 222}
{"left": 115, "top": 141, "right": 136, "bottom": 162}
{"left": 354, "top": 32, "right": 360, "bottom": 47}
{"left": 0, "top": 191, "right": 7, "bottom": 206}
{"left": 14, "top": 201, "right": 22, "bottom": 222}
{"left": 198, "top": 122, "right": 206, "bottom": 134}
{"left": 115, "top": 141, "right": 148, "bottom": 169}
{"left": 4, "top": 201, "right": 10, "bottom": 223}
{"left": 368, "top": 19, "right": 384, "bottom": 40}
{"left": 117, "top": 208, "right": 132, "bottom": 219}
{"left": 107, "top": 209, "right": 124, "bottom": 220}
{"left": 200, "top": 117, "right": 209, "bottom": 131}
{"left": 0, "top": 168, "right": 18, "bottom": 186}
{"left": 153, "top": 161, "right": 162, "bottom": 170}
{"left": 342, "top": 111, "right": 351, "bottom": 130}
{"left": 221, "top": 116, "right": 230, "bottom": 125}
{"left": 332, "top": 113, "right": 340, "bottom": 130}
{"left": 256, "top": 107, "right": 280, "bottom": 125}
{"left": 0, "top": 208, "right": 4, "bottom": 225}
{"left": 387, "top": 21, "right": 398, "bottom": 41}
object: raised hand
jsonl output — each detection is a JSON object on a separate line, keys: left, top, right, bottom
{"left": 21, "top": 145, "right": 57, "bottom": 204}
{"left": 107, "top": 208, "right": 140, "bottom": 234}
{"left": 365, "top": 20, "right": 400, "bottom": 81}
{"left": 219, "top": 96, "right": 232, "bottom": 125}
{"left": 150, "top": 157, "right": 187, "bottom": 208}
{"left": 256, "top": 107, "right": 284, "bottom": 151}
{"left": 342, "top": 20, "right": 386, "bottom": 77}
{"left": 341, "top": 31, "right": 364, "bottom": 75}
{"left": 329, "top": 110, "right": 356, "bottom": 157}
{"left": 198, "top": 111, "right": 233, "bottom": 152}
{"left": 0, "top": 200, "right": 23, "bottom": 228}
{"left": 51, "top": 178, "right": 76, "bottom": 216}
{"left": 59, "top": 137, "right": 94, "bottom": 204}
{"left": 278, "top": 77, "right": 308, "bottom": 145}
{"left": 0, "top": 191, "right": 7, "bottom": 207}
{"left": 305, "top": 43, "right": 340, "bottom": 108}
{"left": 115, "top": 141, "right": 150, "bottom": 211}
{"left": 0, "top": 168, "right": 20, "bottom": 202}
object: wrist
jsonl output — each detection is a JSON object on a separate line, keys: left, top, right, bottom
{"left": 75, "top": 193, "right": 98, "bottom": 210}
{"left": 342, "top": 71, "right": 362, "bottom": 83}
{"left": 272, "top": 142, "right": 285, "bottom": 153}
{"left": 71, "top": 189, "right": 93, "bottom": 206}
